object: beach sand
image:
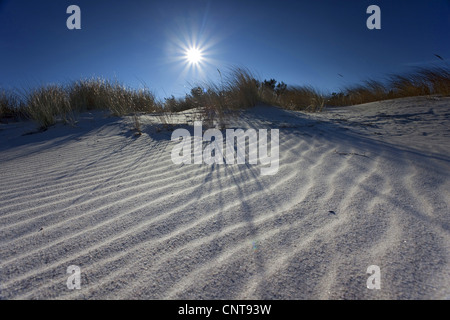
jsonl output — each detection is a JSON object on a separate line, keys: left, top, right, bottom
{"left": 1, "top": 96, "right": 449, "bottom": 299}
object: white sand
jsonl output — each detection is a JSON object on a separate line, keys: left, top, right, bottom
{"left": 1, "top": 96, "right": 449, "bottom": 299}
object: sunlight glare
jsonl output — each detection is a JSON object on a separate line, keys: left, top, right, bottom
{"left": 186, "top": 47, "right": 203, "bottom": 64}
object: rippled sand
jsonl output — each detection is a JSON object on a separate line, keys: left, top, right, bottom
{"left": 1, "top": 96, "right": 449, "bottom": 299}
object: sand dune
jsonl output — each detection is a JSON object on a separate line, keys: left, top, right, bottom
{"left": 1, "top": 97, "right": 449, "bottom": 299}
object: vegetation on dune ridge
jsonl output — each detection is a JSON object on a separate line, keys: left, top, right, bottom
{"left": 328, "top": 66, "right": 450, "bottom": 106}
{"left": 1, "top": 66, "right": 449, "bottom": 129}
{"left": 1, "top": 78, "right": 162, "bottom": 130}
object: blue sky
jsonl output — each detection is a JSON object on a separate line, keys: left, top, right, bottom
{"left": 0, "top": 0, "right": 449, "bottom": 99}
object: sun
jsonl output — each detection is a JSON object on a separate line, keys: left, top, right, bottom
{"left": 186, "top": 47, "right": 203, "bottom": 64}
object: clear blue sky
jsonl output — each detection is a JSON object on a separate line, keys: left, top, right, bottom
{"left": 0, "top": 0, "right": 449, "bottom": 99}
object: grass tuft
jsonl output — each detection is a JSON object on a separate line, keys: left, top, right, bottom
{"left": 278, "top": 86, "right": 326, "bottom": 112}
{"left": 1, "top": 89, "right": 23, "bottom": 122}
{"left": 25, "top": 85, "right": 74, "bottom": 129}
{"left": 165, "top": 67, "right": 260, "bottom": 128}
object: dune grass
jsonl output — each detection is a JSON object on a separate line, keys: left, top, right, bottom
{"left": 0, "top": 89, "right": 23, "bottom": 122}
{"left": 26, "top": 85, "right": 75, "bottom": 128}
{"left": 1, "top": 66, "right": 448, "bottom": 129}
{"left": 68, "top": 78, "right": 159, "bottom": 116}
{"left": 328, "top": 66, "right": 450, "bottom": 106}
{"left": 163, "top": 67, "right": 259, "bottom": 128}
{"left": 0, "top": 78, "right": 160, "bottom": 130}
{"left": 66, "top": 78, "right": 161, "bottom": 134}
{"left": 166, "top": 67, "right": 326, "bottom": 127}
{"left": 171, "top": 66, "right": 449, "bottom": 122}
{"left": 277, "top": 86, "right": 326, "bottom": 112}
{"left": 196, "top": 67, "right": 260, "bottom": 127}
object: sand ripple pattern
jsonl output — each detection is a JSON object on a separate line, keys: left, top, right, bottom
{"left": 1, "top": 102, "right": 449, "bottom": 299}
